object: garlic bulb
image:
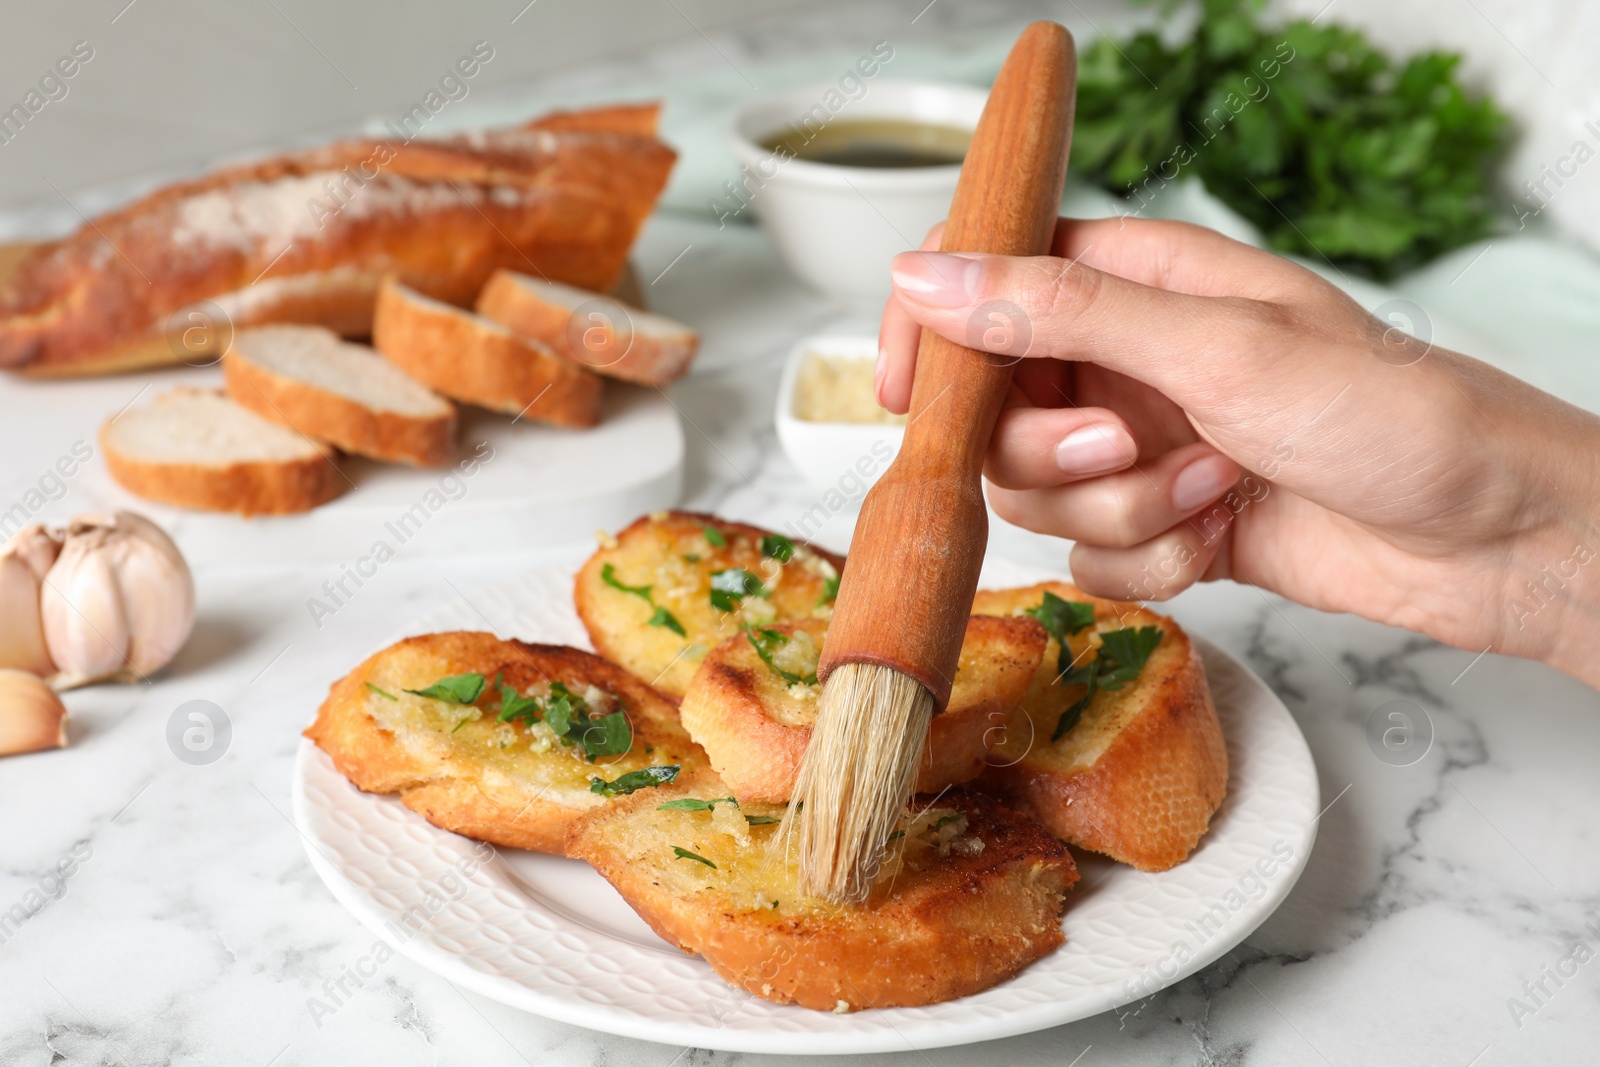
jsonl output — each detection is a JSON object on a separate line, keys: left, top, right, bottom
{"left": 40, "top": 512, "right": 195, "bottom": 688}
{"left": 0, "top": 669, "right": 68, "bottom": 755}
{"left": 0, "top": 525, "right": 60, "bottom": 676}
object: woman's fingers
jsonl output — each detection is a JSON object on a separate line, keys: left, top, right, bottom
{"left": 987, "top": 441, "right": 1242, "bottom": 549}
{"left": 1067, "top": 513, "right": 1234, "bottom": 603}
{"left": 875, "top": 294, "right": 921, "bottom": 415}
{"left": 984, "top": 405, "right": 1139, "bottom": 489}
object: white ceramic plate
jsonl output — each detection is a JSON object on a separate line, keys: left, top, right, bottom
{"left": 291, "top": 560, "right": 1320, "bottom": 1055}
{"left": 0, "top": 368, "right": 683, "bottom": 567}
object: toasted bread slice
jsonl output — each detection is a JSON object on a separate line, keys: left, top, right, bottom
{"left": 222, "top": 325, "right": 456, "bottom": 466}
{"left": 566, "top": 776, "right": 1076, "bottom": 1011}
{"left": 476, "top": 271, "right": 699, "bottom": 386}
{"left": 101, "top": 387, "right": 346, "bottom": 515}
{"left": 575, "top": 511, "right": 845, "bottom": 697}
{"left": 372, "top": 278, "right": 603, "bottom": 428}
{"left": 971, "top": 582, "right": 1227, "bottom": 871}
{"left": 305, "top": 631, "right": 707, "bottom": 854}
{"left": 680, "top": 616, "right": 1044, "bottom": 802}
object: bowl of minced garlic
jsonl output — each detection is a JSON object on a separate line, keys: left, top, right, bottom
{"left": 776, "top": 336, "right": 905, "bottom": 495}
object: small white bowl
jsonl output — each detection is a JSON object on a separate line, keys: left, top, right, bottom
{"left": 775, "top": 335, "right": 904, "bottom": 495}
{"left": 731, "top": 81, "right": 986, "bottom": 304}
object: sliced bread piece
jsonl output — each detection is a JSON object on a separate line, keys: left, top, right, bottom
{"left": 679, "top": 615, "right": 1044, "bottom": 802}
{"left": 372, "top": 278, "right": 603, "bottom": 428}
{"left": 971, "top": 581, "right": 1227, "bottom": 871}
{"left": 476, "top": 270, "right": 699, "bottom": 386}
{"left": 223, "top": 324, "right": 456, "bottom": 466}
{"left": 101, "top": 388, "right": 346, "bottom": 515}
{"left": 566, "top": 776, "right": 1075, "bottom": 1011}
{"left": 575, "top": 510, "right": 845, "bottom": 697}
{"left": 305, "top": 631, "right": 708, "bottom": 854}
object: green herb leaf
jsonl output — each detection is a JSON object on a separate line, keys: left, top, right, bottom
{"left": 702, "top": 525, "right": 727, "bottom": 547}
{"left": 589, "top": 765, "right": 680, "bottom": 796}
{"left": 450, "top": 716, "right": 472, "bottom": 733}
{"left": 1025, "top": 592, "right": 1097, "bottom": 644}
{"left": 405, "top": 672, "right": 485, "bottom": 705}
{"left": 930, "top": 812, "right": 966, "bottom": 830}
{"left": 672, "top": 846, "right": 717, "bottom": 869}
{"left": 886, "top": 829, "right": 906, "bottom": 841}
{"left": 496, "top": 678, "right": 542, "bottom": 724}
{"left": 573, "top": 710, "right": 632, "bottom": 759}
{"left": 818, "top": 574, "right": 840, "bottom": 607}
{"left": 1069, "top": 0, "right": 1509, "bottom": 277}
{"left": 648, "top": 605, "right": 687, "bottom": 636}
{"left": 601, "top": 563, "right": 653, "bottom": 602}
{"left": 709, "top": 568, "right": 766, "bottom": 611}
{"left": 657, "top": 796, "right": 738, "bottom": 812}
{"left": 761, "top": 534, "right": 795, "bottom": 562}
{"left": 744, "top": 815, "right": 781, "bottom": 826}
{"left": 743, "top": 625, "right": 818, "bottom": 687}
{"left": 1096, "top": 627, "right": 1165, "bottom": 688}
{"left": 364, "top": 682, "right": 399, "bottom": 701}
{"left": 1051, "top": 626, "right": 1164, "bottom": 741}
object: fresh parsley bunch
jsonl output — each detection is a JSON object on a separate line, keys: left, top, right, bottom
{"left": 1071, "top": 0, "right": 1510, "bottom": 277}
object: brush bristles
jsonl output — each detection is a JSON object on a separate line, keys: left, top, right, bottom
{"left": 778, "top": 661, "right": 936, "bottom": 904}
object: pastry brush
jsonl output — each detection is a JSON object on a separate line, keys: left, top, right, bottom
{"left": 783, "top": 20, "right": 1078, "bottom": 903}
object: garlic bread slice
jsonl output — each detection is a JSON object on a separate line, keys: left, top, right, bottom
{"left": 680, "top": 615, "right": 1045, "bottom": 802}
{"left": 971, "top": 582, "right": 1227, "bottom": 871}
{"left": 575, "top": 511, "right": 845, "bottom": 697}
{"left": 305, "top": 631, "right": 706, "bottom": 853}
{"left": 565, "top": 776, "right": 1076, "bottom": 1011}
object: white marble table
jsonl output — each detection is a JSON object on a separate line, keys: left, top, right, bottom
{"left": 5, "top": 5, "right": 1600, "bottom": 1065}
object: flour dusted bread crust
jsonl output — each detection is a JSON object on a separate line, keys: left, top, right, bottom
{"left": 565, "top": 777, "right": 1076, "bottom": 1011}
{"left": 372, "top": 278, "right": 602, "bottom": 427}
{"left": 305, "top": 631, "right": 707, "bottom": 854}
{"left": 223, "top": 325, "right": 456, "bottom": 466}
{"left": 971, "top": 582, "right": 1227, "bottom": 871}
{"left": 101, "top": 388, "right": 346, "bottom": 515}
{"left": 476, "top": 270, "right": 699, "bottom": 385}
{"left": 0, "top": 104, "right": 675, "bottom": 377}
{"left": 680, "top": 616, "right": 1045, "bottom": 802}
{"left": 574, "top": 511, "right": 846, "bottom": 697}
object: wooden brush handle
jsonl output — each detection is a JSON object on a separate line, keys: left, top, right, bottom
{"left": 817, "top": 21, "right": 1076, "bottom": 709}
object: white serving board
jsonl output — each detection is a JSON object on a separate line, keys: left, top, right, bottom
{"left": 0, "top": 364, "right": 683, "bottom": 566}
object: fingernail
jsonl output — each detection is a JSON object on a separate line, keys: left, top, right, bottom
{"left": 1055, "top": 424, "right": 1135, "bottom": 475}
{"left": 890, "top": 251, "right": 982, "bottom": 308}
{"left": 1172, "top": 455, "right": 1238, "bottom": 511}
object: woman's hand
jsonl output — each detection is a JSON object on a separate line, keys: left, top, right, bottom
{"left": 877, "top": 217, "right": 1600, "bottom": 686}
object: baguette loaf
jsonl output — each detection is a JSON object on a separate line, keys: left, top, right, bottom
{"left": 566, "top": 778, "right": 1077, "bottom": 1011}
{"left": 679, "top": 616, "right": 1044, "bottom": 802}
{"left": 0, "top": 104, "right": 675, "bottom": 377}
{"left": 476, "top": 271, "right": 699, "bottom": 385}
{"left": 223, "top": 325, "right": 455, "bottom": 466}
{"left": 306, "top": 631, "right": 708, "bottom": 854}
{"left": 101, "top": 388, "right": 347, "bottom": 515}
{"left": 372, "top": 278, "right": 602, "bottom": 427}
{"left": 971, "top": 582, "right": 1227, "bottom": 871}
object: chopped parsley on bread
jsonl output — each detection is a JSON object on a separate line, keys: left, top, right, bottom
{"left": 971, "top": 582, "right": 1227, "bottom": 871}
{"left": 575, "top": 511, "right": 844, "bottom": 697}
{"left": 680, "top": 616, "right": 1045, "bottom": 802}
{"left": 565, "top": 776, "right": 1076, "bottom": 1011}
{"left": 305, "top": 631, "right": 706, "bottom": 854}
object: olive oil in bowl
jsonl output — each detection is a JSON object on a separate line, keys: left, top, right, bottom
{"left": 761, "top": 118, "right": 970, "bottom": 169}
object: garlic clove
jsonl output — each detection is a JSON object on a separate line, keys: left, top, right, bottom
{"left": 40, "top": 511, "right": 194, "bottom": 689}
{"left": 0, "top": 526, "right": 59, "bottom": 677}
{"left": 109, "top": 512, "right": 195, "bottom": 678}
{"left": 0, "top": 669, "right": 68, "bottom": 756}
